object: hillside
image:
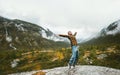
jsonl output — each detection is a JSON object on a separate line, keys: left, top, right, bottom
{"left": 78, "top": 20, "right": 120, "bottom": 73}
{"left": 0, "top": 44, "right": 120, "bottom": 74}
{"left": 0, "top": 16, "right": 69, "bottom": 50}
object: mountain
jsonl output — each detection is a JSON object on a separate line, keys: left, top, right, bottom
{"left": 0, "top": 16, "right": 68, "bottom": 50}
{"left": 81, "top": 20, "right": 120, "bottom": 45}
{"left": 77, "top": 20, "right": 120, "bottom": 73}
{"left": 100, "top": 20, "right": 120, "bottom": 36}
{"left": 10, "top": 65, "right": 120, "bottom": 75}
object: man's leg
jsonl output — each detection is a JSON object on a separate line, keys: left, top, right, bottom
{"left": 73, "top": 47, "right": 79, "bottom": 67}
{"left": 69, "top": 46, "right": 76, "bottom": 68}
{"left": 69, "top": 53, "right": 75, "bottom": 68}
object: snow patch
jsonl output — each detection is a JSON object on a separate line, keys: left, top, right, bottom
{"left": 9, "top": 43, "right": 17, "bottom": 50}
{"left": 106, "top": 21, "right": 120, "bottom": 35}
{"left": 6, "top": 36, "right": 12, "bottom": 42}
{"left": 11, "top": 59, "right": 20, "bottom": 68}
{"left": 15, "top": 24, "right": 25, "bottom": 31}
{"left": 40, "top": 30, "right": 64, "bottom": 41}
{"left": 3, "top": 22, "right": 13, "bottom": 42}
{"left": 40, "top": 30, "right": 47, "bottom": 39}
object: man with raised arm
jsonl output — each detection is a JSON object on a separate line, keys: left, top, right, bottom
{"left": 59, "top": 31, "right": 79, "bottom": 69}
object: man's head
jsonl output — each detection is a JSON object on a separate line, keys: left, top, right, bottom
{"left": 68, "top": 31, "right": 72, "bottom": 35}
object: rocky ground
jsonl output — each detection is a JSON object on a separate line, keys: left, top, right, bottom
{"left": 9, "top": 65, "right": 120, "bottom": 75}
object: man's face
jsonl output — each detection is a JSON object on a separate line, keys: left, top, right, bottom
{"left": 68, "top": 31, "right": 72, "bottom": 35}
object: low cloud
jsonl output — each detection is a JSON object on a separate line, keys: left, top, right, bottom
{"left": 0, "top": 0, "right": 120, "bottom": 39}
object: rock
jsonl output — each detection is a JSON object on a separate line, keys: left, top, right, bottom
{"left": 32, "top": 71, "right": 46, "bottom": 75}
{"left": 45, "top": 65, "right": 120, "bottom": 75}
{"left": 9, "top": 65, "right": 120, "bottom": 75}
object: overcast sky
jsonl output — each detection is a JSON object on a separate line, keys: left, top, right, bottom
{"left": 0, "top": 0, "right": 120, "bottom": 39}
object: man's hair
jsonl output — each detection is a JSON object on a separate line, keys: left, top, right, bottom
{"left": 68, "top": 31, "right": 72, "bottom": 35}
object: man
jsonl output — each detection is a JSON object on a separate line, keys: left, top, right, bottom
{"left": 59, "top": 31, "right": 79, "bottom": 69}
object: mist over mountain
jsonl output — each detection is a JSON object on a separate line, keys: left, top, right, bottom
{"left": 81, "top": 19, "right": 120, "bottom": 45}
{"left": 0, "top": 16, "right": 68, "bottom": 50}
{"left": 100, "top": 20, "right": 120, "bottom": 36}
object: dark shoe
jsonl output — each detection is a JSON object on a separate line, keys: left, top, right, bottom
{"left": 68, "top": 63, "right": 71, "bottom": 69}
{"left": 73, "top": 64, "right": 75, "bottom": 68}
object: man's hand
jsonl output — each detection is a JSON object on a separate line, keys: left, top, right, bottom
{"left": 55, "top": 34, "right": 60, "bottom": 36}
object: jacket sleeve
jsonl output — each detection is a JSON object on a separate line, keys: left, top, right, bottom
{"left": 59, "top": 34, "right": 68, "bottom": 37}
{"left": 74, "top": 32, "right": 77, "bottom": 36}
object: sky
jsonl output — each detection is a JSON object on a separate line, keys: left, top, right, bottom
{"left": 0, "top": 0, "right": 120, "bottom": 39}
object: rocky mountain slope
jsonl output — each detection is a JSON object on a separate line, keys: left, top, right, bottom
{"left": 10, "top": 65, "right": 120, "bottom": 75}
{"left": 0, "top": 16, "right": 68, "bottom": 50}
{"left": 81, "top": 20, "right": 120, "bottom": 45}
{"left": 100, "top": 20, "right": 120, "bottom": 36}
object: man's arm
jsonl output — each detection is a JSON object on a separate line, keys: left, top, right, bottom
{"left": 59, "top": 34, "right": 68, "bottom": 37}
{"left": 74, "top": 32, "right": 77, "bottom": 36}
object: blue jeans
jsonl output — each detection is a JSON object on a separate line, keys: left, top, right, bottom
{"left": 69, "top": 46, "right": 79, "bottom": 66}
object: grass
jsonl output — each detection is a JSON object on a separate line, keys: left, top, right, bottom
{"left": 0, "top": 45, "right": 120, "bottom": 74}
